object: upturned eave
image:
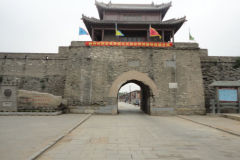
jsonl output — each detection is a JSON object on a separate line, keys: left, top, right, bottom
{"left": 82, "top": 15, "right": 186, "bottom": 38}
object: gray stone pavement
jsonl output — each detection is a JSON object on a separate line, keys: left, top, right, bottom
{"left": 179, "top": 115, "right": 240, "bottom": 136}
{"left": 0, "top": 114, "right": 89, "bottom": 160}
{"left": 37, "top": 103, "right": 240, "bottom": 160}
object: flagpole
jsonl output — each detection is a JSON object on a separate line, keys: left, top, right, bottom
{"left": 189, "top": 28, "right": 190, "bottom": 42}
{"left": 149, "top": 24, "right": 151, "bottom": 41}
{"left": 115, "top": 22, "right": 120, "bottom": 41}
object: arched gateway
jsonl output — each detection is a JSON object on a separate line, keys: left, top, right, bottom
{"left": 108, "top": 70, "right": 158, "bottom": 114}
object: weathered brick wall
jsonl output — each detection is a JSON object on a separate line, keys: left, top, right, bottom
{"left": 0, "top": 51, "right": 68, "bottom": 96}
{"left": 201, "top": 56, "right": 240, "bottom": 112}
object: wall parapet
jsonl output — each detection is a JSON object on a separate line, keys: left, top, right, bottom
{"left": 0, "top": 52, "right": 67, "bottom": 60}
{"left": 201, "top": 56, "right": 239, "bottom": 63}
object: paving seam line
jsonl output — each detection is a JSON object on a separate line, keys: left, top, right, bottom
{"left": 177, "top": 116, "right": 240, "bottom": 137}
{"left": 28, "top": 114, "right": 92, "bottom": 160}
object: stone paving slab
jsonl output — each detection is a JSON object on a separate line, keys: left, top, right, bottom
{"left": 37, "top": 103, "right": 240, "bottom": 160}
{"left": 179, "top": 115, "right": 240, "bottom": 136}
{"left": 0, "top": 114, "right": 90, "bottom": 160}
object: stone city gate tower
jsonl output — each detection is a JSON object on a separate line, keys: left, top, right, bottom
{"left": 63, "top": 1, "right": 206, "bottom": 115}
{"left": 4, "top": 1, "right": 236, "bottom": 115}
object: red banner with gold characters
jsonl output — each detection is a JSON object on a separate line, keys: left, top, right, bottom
{"left": 85, "top": 41, "right": 173, "bottom": 47}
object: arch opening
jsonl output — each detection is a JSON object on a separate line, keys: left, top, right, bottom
{"left": 108, "top": 70, "right": 158, "bottom": 98}
{"left": 117, "top": 80, "right": 151, "bottom": 114}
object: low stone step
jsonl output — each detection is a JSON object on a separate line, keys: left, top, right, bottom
{"left": 221, "top": 114, "right": 240, "bottom": 121}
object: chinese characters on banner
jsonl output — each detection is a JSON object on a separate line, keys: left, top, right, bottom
{"left": 85, "top": 41, "right": 173, "bottom": 47}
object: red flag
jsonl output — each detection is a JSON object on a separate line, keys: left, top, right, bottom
{"left": 150, "top": 27, "right": 161, "bottom": 39}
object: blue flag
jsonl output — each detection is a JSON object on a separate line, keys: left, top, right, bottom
{"left": 79, "top": 27, "right": 88, "bottom": 35}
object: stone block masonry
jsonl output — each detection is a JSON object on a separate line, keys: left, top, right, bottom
{"left": 0, "top": 42, "right": 239, "bottom": 114}
{"left": 0, "top": 53, "right": 67, "bottom": 96}
{"left": 201, "top": 56, "right": 240, "bottom": 112}
{"left": 64, "top": 42, "right": 206, "bottom": 115}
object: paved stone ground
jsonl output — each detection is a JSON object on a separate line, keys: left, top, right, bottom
{"left": 38, "top": 103, "right": 240, "bottom": 160}
{"left": 0, "top": 114, "right": 88, "bottom": 160}
{"left": 179, "top": 115, "right": 240, "bottom": 136}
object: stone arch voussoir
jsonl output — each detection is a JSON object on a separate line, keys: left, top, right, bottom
{"left": 108, "top": 70, "right": 158, "bottom": 97}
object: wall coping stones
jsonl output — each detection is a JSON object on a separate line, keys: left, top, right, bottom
{"left": 201, "top": 56, "right": 239, "bottom": 63}
{"left": 0, "top": 53, "right": 67, "bottom": 60}
{"left": 0, "top": 52, "right": 57, "bottom": 55}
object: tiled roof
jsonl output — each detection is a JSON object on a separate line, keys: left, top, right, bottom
{"left": 95, "top": 1, "right": 172, "bottom": 19}
{"left": 95, "top": 1, "right": 172, "bottom": 11}
{"left": 82, "top": 15, "right": 186, "bottom": 25}
{"left": 82, "top": 15, "right": 186, "bottom": 39}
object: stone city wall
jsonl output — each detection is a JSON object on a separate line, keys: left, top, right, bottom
{"left": 0, "top": 50, "right": 68, "bottom": 96}
{"left": 201, "top": 56, "right": 240, "bottom": 112}
{"left": 1, "top": 42, "right": 239, "bottom": 115}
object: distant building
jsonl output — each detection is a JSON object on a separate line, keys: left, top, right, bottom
{"left": 118, "top": 90, "right": 141, "bottom": 105}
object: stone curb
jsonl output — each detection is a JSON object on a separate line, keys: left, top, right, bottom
{"left": 0, "top": 111, "right": 62, "bottom": 116}
{"left": 27, "top": 114, "right": 92, "bottom": 160}
{"left": 177, "top": 115, "right": 240, "bottom": 137}
{"left": 221, "top": 114, "right": 240, "bottom": 122}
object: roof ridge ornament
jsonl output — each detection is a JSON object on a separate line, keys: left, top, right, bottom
{"left": 151, "top": 1, "right": 154, "bottom": 6}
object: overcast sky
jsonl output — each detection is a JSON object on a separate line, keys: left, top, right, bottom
{"left": 119, "top": 83, "right": 140, "bottom": 93}
{"left": 0, "top": 0, "right": 240, "bottom": 56}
